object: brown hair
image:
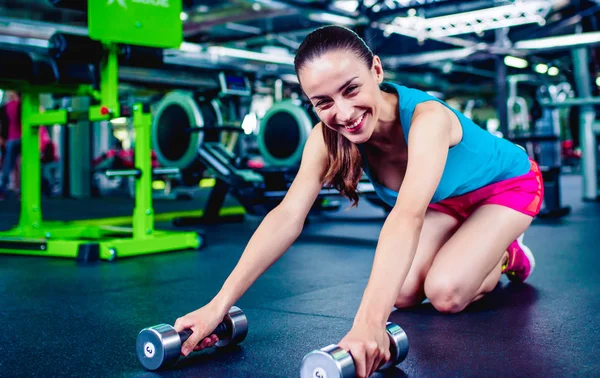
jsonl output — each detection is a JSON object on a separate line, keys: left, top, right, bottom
{"left": 294, "top": 25, "right": 374, "bottom": 206}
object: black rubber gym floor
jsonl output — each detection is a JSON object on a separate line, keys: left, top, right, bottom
{"left": 1, "top": 174, "right": 599, "bottom": 377}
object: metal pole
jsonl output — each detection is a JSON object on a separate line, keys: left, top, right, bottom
{"left": 495, "top": 57, "right": 509, "bottom": 137}
{"left": 19, "top": 92, "right": 42, "bottom": 230}
{"left": 540, "top": 96, "right": 600, "bottom": 107}
{"left": 133, "top": 104, "right": 154, "bottom": 238}
{"left": 571, "top": 24, "right": 598, "bottom": 201}
{"left": 495, "top": 29, "right": 509, "bottom": 138}
{"left": 274, "top": 79, "right": 283, "bottom": 103}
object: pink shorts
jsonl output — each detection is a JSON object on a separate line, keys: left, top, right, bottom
{"left": 428, "top": 160, "right": 544, "bottom": 222}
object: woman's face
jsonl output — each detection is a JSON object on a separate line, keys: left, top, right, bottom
{"left": 298, "top": 49, "right": 384, "bottom": 144}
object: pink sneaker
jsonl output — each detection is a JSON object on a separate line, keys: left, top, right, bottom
{"left": 502, "top": 234, "right": 535, "bottom": 282}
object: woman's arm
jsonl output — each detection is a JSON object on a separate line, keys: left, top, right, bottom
{"left": 211, "top": 123, "right": 329, "bottom": 314}
{"left": 355, "top": 102, "right": 453, "bottom": 326}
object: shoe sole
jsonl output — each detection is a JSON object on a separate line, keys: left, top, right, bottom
{"left": 516, "top": 235, "right": 535, "bottom": 280}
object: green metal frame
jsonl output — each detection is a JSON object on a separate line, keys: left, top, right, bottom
{"left": 0, "top": 41, "right": 203, "bottom": 261}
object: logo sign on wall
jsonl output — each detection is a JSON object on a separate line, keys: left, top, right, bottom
{"left": 90, "top": 0, "right": 181, "bottom": 48}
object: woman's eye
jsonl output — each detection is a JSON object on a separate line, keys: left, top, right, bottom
{"left": 345, "top": 86, "right": 358, "bottom": 95}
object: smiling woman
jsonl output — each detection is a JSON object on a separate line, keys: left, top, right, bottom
{"left": 293, "top": 26, "right": 399, "bottom": 204}
{"left": 173, "top": 25, "right": 545, "bottom": 378}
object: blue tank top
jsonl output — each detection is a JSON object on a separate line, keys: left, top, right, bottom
{"left": 360, "top": 83, "right": 530, "bottom": 206}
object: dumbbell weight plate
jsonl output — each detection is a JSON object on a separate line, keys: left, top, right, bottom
{"left": 300, "top": 322, "right": 408, "bottom": 378}
{"left": 379, "top": 322, "right": 409, "bottom": 370}
{"left": 136, "top": 323, "right": 182, "bottom": 371}
{"left": 301, "top": 344, "right": 355, "bottom": 378}
{"left": 216, "top": 306, "right": 248, "bottom": 347}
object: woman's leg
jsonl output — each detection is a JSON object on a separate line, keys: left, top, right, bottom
{"left": 423, "top": 204, "right": 533, "bottom": 313}
{"left": 394, "top": 208, "right": 460, "bottom": 308}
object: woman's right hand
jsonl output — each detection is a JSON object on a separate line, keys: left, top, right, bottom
{"left": 173, "top": 302, "right": 228, "bottom": 356}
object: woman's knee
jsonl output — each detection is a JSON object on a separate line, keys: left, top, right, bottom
{"left": 424, "top": 275, "right": 470, "bottom": 314}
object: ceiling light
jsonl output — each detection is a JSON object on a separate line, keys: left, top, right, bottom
{"left": 308, "top": 12, "right": 357, "bottom": 26}
{"left": 514, "top": 31, "right": 600, "bottom": 51}
{"left": 208, "top": 46, "right": 294, "bottom": 65}
{"left": 504, "top": 56, "right": 528, "bottom": 69}
{"left": 382, "top": 0, "right": 551, "bottom": 40}
{"left": 534, "top": 64, "right": 548, "bottom": 74}
{"left": 548, "top": 67, "right": 559, "bottom": 76}
{"left": 332, "top": 0, "right": 358, "bottom": 13}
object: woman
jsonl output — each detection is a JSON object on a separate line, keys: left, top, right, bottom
{"left": 174, "top": 26, "right": 542, "bottom": 377}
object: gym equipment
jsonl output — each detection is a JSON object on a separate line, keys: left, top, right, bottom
{"left": 150, "top": 88, "right": 247, "bottom": 224}
{"left": 571, "top": 41, "right": 600, "bottom": 201}
{"left": 507, "top": 76, "right": 531, "bottom": 135}
{"left": 136, "top": 306, "right": 248, "bottom": 371}
{"left": 151, "top": 71, "right": 250, "bottom": 177}
{"left": 152, "top": 90, "right": 225, "bottom": 179}
{"left": 300, "top": 322, "right": 409, "bottom": 378}
{"left": 48, "top": 0, "right": 87, "bottom": 11}
{"left": 0, "top": 5, "right": 202, "bottom": 261}
{"left": 49, "top": 0, "right": 87, "bottom": 11}
{"left": 507, "top": 75, "right": 571, "bottom": 218}
{"left": 49, "top": 33, "right": 104, "bottom": 64}
{"left": 219, "top": 71, "right": 252, "bottom": 97}
{"left": 533, "top": 83, "right": 572, "bottom": 217}
{"left": 258, "top": 100, "right": 316, "bottom": 167}
{"left": 151, "top": 91, "right": 389, "bottom": 220}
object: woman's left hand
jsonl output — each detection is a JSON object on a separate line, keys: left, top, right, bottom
{"left": 338, "top": 322, "right": 391, "bottom": 378}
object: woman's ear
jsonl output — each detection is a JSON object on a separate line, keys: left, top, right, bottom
{"left": 372, "top": 56, "right": 384, "bottom": 83}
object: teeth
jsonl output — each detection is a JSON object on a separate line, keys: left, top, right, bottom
{"left": 345, "top": 113, "right": 364, "bottom": 129}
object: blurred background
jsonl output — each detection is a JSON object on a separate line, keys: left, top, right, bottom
{"left": 0, "top": 0, "right": 598, "bottom": 212}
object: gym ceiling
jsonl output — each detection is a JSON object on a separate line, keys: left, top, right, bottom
{"left": 0, "top": 0, "right": 598, "bottom": 98}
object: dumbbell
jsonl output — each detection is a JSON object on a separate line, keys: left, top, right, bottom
{"left": 300, "top": 322, "right": 408, "bottom": 378}
{"left": 136, "top": 306, "right": 248, "bottom": 371}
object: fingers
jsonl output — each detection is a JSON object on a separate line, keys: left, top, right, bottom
{"left": 383, "top": 350, "right": 391, "bottom": 366}
{"left": 344, "top": 341, "right": 384, "bottom": 378}
{"left": 370, "top": 342, "right": 391, "bottom": 376}
{"left": 174, "top": 315, "right": 201, "bottom": 356}
{"left": 365, "top": 341, "right": 381, "bottom": 378}
{"left": 173, "top": 316, "right": 191, "bottom": 333}
{"left": 193, "top": 334, "right": 219, "bottom": 351}
{"left": 181, "top": 328, "right": 205, "bottom": 357}
{"left": 348, "top": 343, "right": 368, "bottom": 378}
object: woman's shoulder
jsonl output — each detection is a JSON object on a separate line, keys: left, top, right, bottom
{"left": 306, "top": 122, "right": 326, "bottom": 150}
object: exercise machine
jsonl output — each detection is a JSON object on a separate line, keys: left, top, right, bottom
{"left": 151, "top": 90, "right": 384, "bottom": 221}
{"left": 150, "top": 72, "right": 254, "bottom": 224}
{"left": 257, "top": 99, "right": 315, "bottom": 168}
{"left": 507, "top": 75, "right": 571, "bottom": 218}
{"left": 0, "top": 2, "right": 202, "bottom": 261}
